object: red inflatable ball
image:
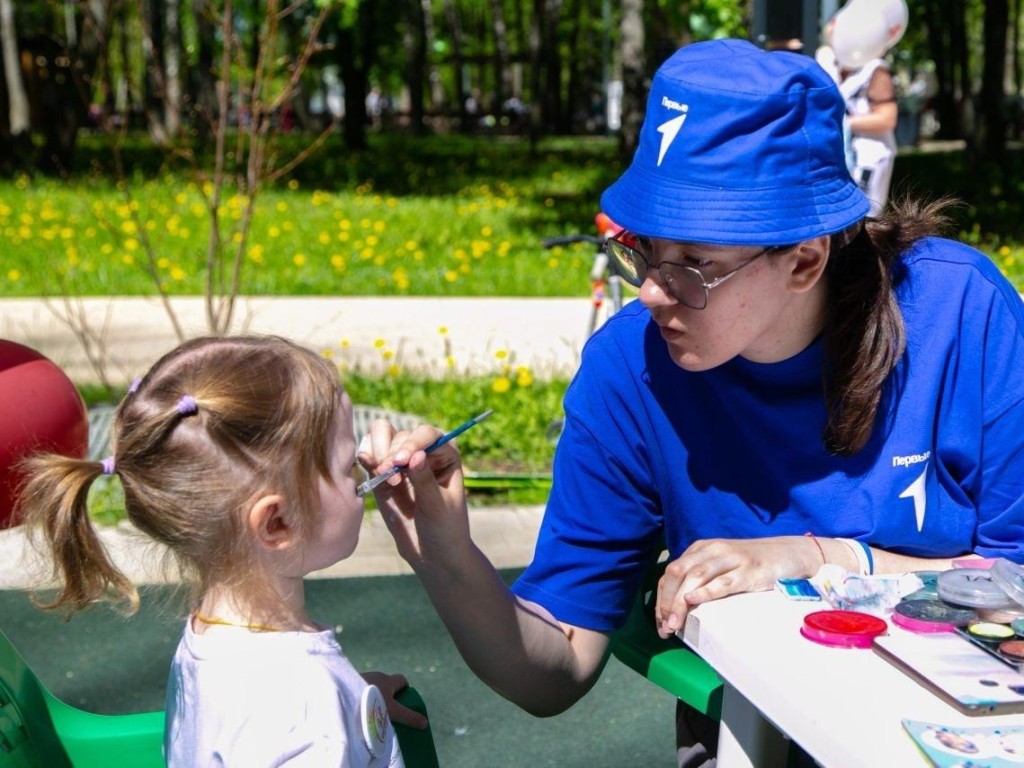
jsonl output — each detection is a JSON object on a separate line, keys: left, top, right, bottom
{"left": 0, "top": 340, "right": 88, "bottom": 529}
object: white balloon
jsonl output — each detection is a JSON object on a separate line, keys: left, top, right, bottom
{"left": 830, "top": 3, "right": 890, "bottom": 70}
{"left": 848, "top": 0, "right": 908, "bottom": 48}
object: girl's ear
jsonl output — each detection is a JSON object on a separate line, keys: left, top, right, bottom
{"left": 247, "top": 494, "right": 296, "bottom": 551}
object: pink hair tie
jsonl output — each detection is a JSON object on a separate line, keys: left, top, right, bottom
{"left": 176, "top": 395, "right": 198, "bottom": 416}
{"left": 100, "top": 456, "right": 116, "bottom": 475}
{"left": 128, "top": 377, "right": 142, "bottom": 394}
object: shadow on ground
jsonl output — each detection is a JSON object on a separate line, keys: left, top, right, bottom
{"left": 1, "top": 569, "right": 677, "bottom": 767}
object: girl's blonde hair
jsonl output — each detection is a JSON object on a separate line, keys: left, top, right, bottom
{"left": 18, "top": 335, "right": 343, "bottom": 615}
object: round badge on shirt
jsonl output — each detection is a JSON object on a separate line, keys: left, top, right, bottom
{"left": 360, "top": 684, "right": 391, "bottom": 758}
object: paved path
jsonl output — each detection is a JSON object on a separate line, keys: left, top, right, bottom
{"left": 0, "top": 296, "right": 607, "bottom": 385}
{"left": 0, "top": 505, "right": 544, "bottom": 589}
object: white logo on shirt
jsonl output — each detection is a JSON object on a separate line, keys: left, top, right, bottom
{"left": 898, "top": 463, "right": 929, "bottom": 532}
{"left": 656, "top": 99, "right": 688, "bottom": 167}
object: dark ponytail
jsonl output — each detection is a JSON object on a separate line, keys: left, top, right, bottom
{"left": 823, "top": 196, "right": 958, "bottom": 455}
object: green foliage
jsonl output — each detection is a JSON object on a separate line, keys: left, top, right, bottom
{"left": 0, "top": 134, "right": 622, "bottom": 299}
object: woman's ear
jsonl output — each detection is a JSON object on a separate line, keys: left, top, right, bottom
{"left": 785, "top": 235, "right": 830, "bottom": 293}
{"left": 247, "top": 494, "right": 296, "bottom": 551}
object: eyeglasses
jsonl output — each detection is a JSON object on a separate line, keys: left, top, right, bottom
{"left": 605, "top": 233, "right": 794, "bottom": 310}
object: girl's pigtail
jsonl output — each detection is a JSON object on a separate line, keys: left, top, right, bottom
{"left": 17, "top": 455, "right": 139, "bottom": 615}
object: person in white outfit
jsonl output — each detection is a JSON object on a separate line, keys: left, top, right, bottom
{"left": 820, "top": 0, "right": 907, "bottom": 216}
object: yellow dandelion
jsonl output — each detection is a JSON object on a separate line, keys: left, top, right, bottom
{"left": 340, "top": 339, "right": 350, "bottom": 349}
{"left": 170, "top": 266, "right": 186, "bottom": 280}
{"left": 276, "top": 201, "right": 289, "bottom": 213}
{"left": 330, "top": 255, "right": 346, "bottom": 270}
{"left": 268, "top": 226, "right": 281, "bottom": 238}
{"left": 374, "top": 338, "right": 386, "bottom": 349}
{"left": 547, "top": 257, "right": 559, "bottom": 269}
{"left": 387, "top": 364, "right": 401, "bottom": 378}
{"left": 446, "top": 356, "right": 456, "bottom": 369}
{"left": 124, "top": 238, "right": 139, "bottom": 251}
{"left": 338, "top": 232, "right": 351, "bottom": 242}
{"left": 492, "top": 377, "right": 511, "bottom": 394}
{"left": 373, "top": 220, "right": 385, "bottom": 233}
{"left": 318, "top": 232, "right": 330, "bottom": 245}
{"left": 288, "top": 179, "right": 299, "bottom": 190}
{"left": 101, "top": 243, "right": 114, "bottom": 255}
{"left": 157, "top": 257, "right": 171, "bottom": 269}
{"left": 999, "top": 245, "right": 1012, "bottom": 256}
{"left": 321, "top": 349, "right": 334, "bottom": 359}
{"left": 445, "top": 270, "right": 458, "bottom": 282}
{"left": 120, "top": 220, "right": 137, "bottom": 234}
{"left": 516, "top": 369, "right": 534, "bottom": 387}
{"left": 405, "top": 240, "right": 418, "bottom": 250}
{"left": 495, "top": 349, "right": 508, "bottom": 360}
{"left": 122, "top": 254, "right": 134, "bottom": 265}
{"left": 481, "top": 225, "right": 493, "bottom": 237}
{"left": 383, "top": 349, "right": 394, "bottom": 360}
{"left": 438, "top": 326, "right": 449, "bottom": 336}
{"left": 293, "top": 253, "right": 306, "bottom": 267}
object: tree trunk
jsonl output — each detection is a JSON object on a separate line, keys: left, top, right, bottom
{"left": 618, "top": 0, "right": 645, "bottom": 158}
{"left": 0, "top": 0, "right": 29, "bottom": 135}
{"left": 190, "top": 0, "right": 217, "bottom": 140}
{"left": 443, "top": 0, "right": 468, "bottom": 131}
{"left": 338, "top": 1, "right": 375, "bottom": 150}
{"left": 421, "top": 0, "right": 444, "bottom": 112}
{"left": 488, "top": 0, "right": 509, "bottom": 118}
{"left": 164, "top": 0, "right": 181, "bottom": 137}
{"left": 401, "top": 0, "right": 427, "bottom": 133}
{"left": 142, "top": 0, "right": 169, "bottom": 144}
{"left": 541, "top": 0, "right": 563, "bottom": 133}
{"left": 977, "top": 0, "right": 1008, "bottom": 164}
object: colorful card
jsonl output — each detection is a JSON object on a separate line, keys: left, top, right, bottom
{"left": 903, "top": 719, "right": 1024, "bottom": 767}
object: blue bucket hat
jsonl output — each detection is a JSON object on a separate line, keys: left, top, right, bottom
{"left": 600, "top": 39, "right": 869, "bottom": 246}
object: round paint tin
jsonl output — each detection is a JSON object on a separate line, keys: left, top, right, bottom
{"left": 800, "top": 610, "right": 887, "bottom": 648}
{"left": 991, "top": 559, "right": 1024, "bottom": 610}
{"left": 937, "top": 568, "right": 1017, "bottom": 610}
{"left": 892, "top": 599, "right": 975, "bottom": 633}
{"left": 1011, "top": 617, "right": 1024, "bottom": 637}
{"left": 967, "top": 621, "right": 1016, "bottom": 641}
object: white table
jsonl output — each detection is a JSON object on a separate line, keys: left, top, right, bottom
{"left": 682, "top": 591, "right": 1024, "bottom": 767}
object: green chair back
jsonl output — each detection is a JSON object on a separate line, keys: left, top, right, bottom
{"left": 609, "top": 553, "right": 724, "bottom": 719}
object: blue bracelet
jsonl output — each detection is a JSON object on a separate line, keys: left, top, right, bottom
{"left": 860, "top": 541, "right": 874, "bottom": 575}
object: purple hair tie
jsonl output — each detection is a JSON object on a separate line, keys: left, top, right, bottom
{"left": 100, "top": 456, "right": 116, "bottom": 475}
{"left": 176, "top": 394, "right": 198, "bottom": 416}
{"left": 128, "top": 377, "right": 142, "bottom": 394}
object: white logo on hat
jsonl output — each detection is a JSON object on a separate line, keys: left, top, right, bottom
{"left": 656, "top": 112, "right": 688, "bottom": 167}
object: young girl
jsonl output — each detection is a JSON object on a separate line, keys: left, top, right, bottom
{"left": 18, "top": 335, "right": 419, "bottom": 766}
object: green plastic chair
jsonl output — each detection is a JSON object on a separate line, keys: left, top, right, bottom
{"left": 0, "top": 628, "right": 437, "bottom": 768}
{"left": 609, "top": 552, "right": 724, "bottom": 719}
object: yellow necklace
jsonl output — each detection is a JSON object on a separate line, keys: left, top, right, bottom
{"left": 193, "top": 611, "right": 283, "bottom": 633}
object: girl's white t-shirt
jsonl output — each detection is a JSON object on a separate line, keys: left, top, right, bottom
{"left": 164, "top": 620, "right": 404, "bottom": 767}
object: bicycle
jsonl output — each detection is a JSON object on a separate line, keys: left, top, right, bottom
{"left": 541, "top": 212, "right": 627, "bottom": 442}
{"left": 542, "top": 212, "right": 626, "bottom": 339}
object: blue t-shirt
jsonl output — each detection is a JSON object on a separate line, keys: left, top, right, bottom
{"left": 513, "top": 237, "right": 1024, "bottom": 632}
